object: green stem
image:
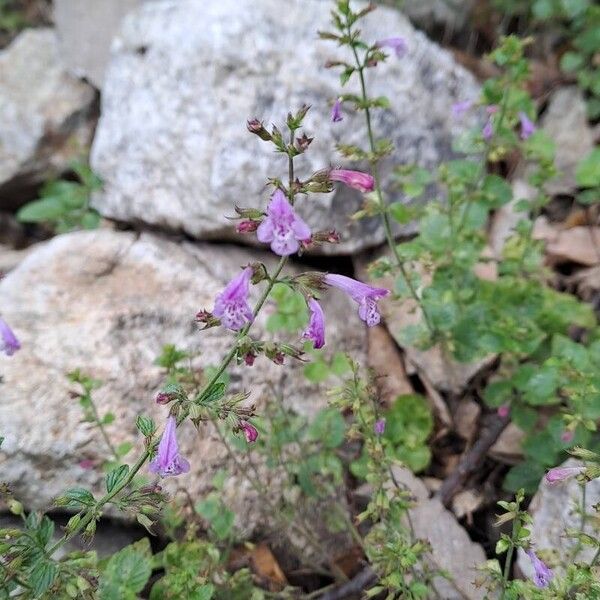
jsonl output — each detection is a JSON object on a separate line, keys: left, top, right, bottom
{"left": 501, "top": 518, "right": 518, "bottom": 597}
{"left": 591, "top": 546, "right": 600, "bottom": 567}
{"left": 349, "top": 38, "right": 434, "bottom": 336}
{"left": 86, "top": 391, "right": 120, "bottom": 462}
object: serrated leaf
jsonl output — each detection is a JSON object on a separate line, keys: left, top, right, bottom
{"left": 105, "top": 464, "right": 129, "bottom": 493}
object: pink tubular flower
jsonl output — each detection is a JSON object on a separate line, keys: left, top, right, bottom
{"left": 0, "top": 317, "right": 20, "bottom": 356}
{"left": 545, "top": 465, "right": 585, "bottom": 485}
{"left": 376, "top": 37, "right": 408, "bottom": 58}
{"left": 324, "top": 274, "right": 389, "bottom": 326}
{"left": 149, "top": 416, "right": 190, "bottom": 478}
{"left": 519, "top": 111, "right": 536, "bottom": 140}
{"left": 213, "top": 267, "right": 253, "bottom": 331}
{"left": 451, "top": 100, "right": 473, "bottom": 119}
{"left": 256, "top": 189, "right": 311, "bottom": 256}
{"left": 302, "top": 298, "right": 325, "bottom": 349}
{"left": 331, "top": 98, "right": 343, "bottom": 123}
{"left": 329, "top": 169, "right": 375, "bottom": 193}
{"left": 241, "top": 421, "right": 258, "bottom": 443}
{"left": 526, "top": 550, "right": 553, "bottom": 588}
{"left": 374, "top": 418, "right": 386, "bottom": 435}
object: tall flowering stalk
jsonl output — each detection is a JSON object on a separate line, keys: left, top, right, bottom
{"left": 321, "top": 2, "right": 435, "bottom": 335}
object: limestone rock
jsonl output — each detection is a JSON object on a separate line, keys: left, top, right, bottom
{"left": 90, "top": 0, "right": 480, "bottom": 254}
{"left": 517, "top": 459, "right": 600, "bottom": 578}
{"left": 541, "top": 86, "right": 594, "bottom": 196}
{"left": 0, "top": 29, "right": 96, "bottom": 206}
{"left": 389, "top": 467, "right": 487, "bottom": 599}
{"left": 54, "top": 0, "right": 144, "bottom": 89}
{"left": 0, "top": 230, "right": 366, "bottom": 533}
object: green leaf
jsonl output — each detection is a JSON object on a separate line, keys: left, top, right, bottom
{"left": 385, "top": 394, "right": 433, "bottom": 446}
{"left": 198, "top": 382, "right": 226, "bottom": 404}
{"left": 30, "top": 561, "right": 58, "bottom": 597}
{"left": 560, "top": 51, "right": 584, "bottom": 73}
{"left": 575, "top": 148, "right": 600, "bottom": 188}
{"left": 100, "top": 538, "right": 152, "bottom": 599}
{"left": 503, "top": 461, "right": 546, "bottom": 494}
{"left": 17, "top": 197, "right": 66, "bottom": 222}
{"left": 102, "top": 412, "right": 115, "bottom": 425}
{"left": 330, "top": 352, "right": 351, "bottom": 376}
{"left": 136, "top": 415, "right": 156, "bottom": 438}
{"left": 307, "top": 408, "right": 346, "bottom": 448}
{"left": 303, "top": 360, "right": 330, "bottom": 383}
{"left": 482, "top": 175, "right": 512, "bottom": 207}
{"left": 106, "top": 464, "right": 129, "bottom": 493}
{"left": 116, "top": 441, "right": 133, "bottom": 457}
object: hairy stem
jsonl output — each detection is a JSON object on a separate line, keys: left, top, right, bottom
{"left": 348, "top": 37, "right": 434, "bottom": 335}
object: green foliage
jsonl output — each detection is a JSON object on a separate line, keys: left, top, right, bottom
{"left": 0, "top": 1, "right": 28, "bottom": 33}
{"left": 303, "top": 349, "right": 352, "bottom": 382}
{"left": 352, "top": 394, "right": 433, "bottom": 476}
{"left": 17, "top": 161, "right": 102, "bottom": 232}
{"left": 98, "top": 538, "right": 152, "bottom": 600}
{"left": 266, "top": 282, "right": 308, "bottom": 332}
{"left": 492, "top": 0, "right": 600, "bottom": 118}
{"left": 150, "top": 540, "right": 263, "bottom": 600}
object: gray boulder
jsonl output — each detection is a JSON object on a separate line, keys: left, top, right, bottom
{"left": 0, "top": 29, "right": 96, "bottom": 207}
{"left": 0, "top": 229, "right": 366, "bottom": 533}
{"left": 517, "top": 459, "right": 600, "bottom": 579}
{"left": 90, "top": 0, "right": 480, "bottom": 254}
{"left": 54, "top": 0, "right": 145, "bottom": 89}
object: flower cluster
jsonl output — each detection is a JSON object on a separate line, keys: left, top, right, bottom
{"left": 150, "top": 105, "right": 389, "bottom": 479}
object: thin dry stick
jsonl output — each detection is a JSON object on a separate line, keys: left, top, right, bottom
{"left": 436, "top": 413, "right": 510, "bottom": 506}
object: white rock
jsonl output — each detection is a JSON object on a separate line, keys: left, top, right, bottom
{"left": 517, "top": 459, "right": 600, "bottom": 579}
{"left": 54, "top": 0, "right": 145, "bottom": 89}
{"left": 0, "top": 229, "right": 366, "bottom": 533}
{"left": 90, "top": 0, "right": 480, "bottom": 254}
{"left": 0, "top": 29, "right": 96, "bottom": 203}
{"left": 541, "top": 86, "right": 594, "bottom": 196}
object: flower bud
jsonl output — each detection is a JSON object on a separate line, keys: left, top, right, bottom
{"left": 247, "top": 119, "right": 272, "bottom": 141}
{"left": 312, "top": 230, "right": 340, "bottom": 244}
{"left": 236, "top": 220, "right": 260, "bottom": 234}
{"left": 195, "top": 310, "right": 221, "bottom": 330}
{"left": 240, "top": 421, "right": 259, "bottom": 443}
{"left": 8, "top": 500, "right": 22, "bottom": 515}
{"left": 155, "top": 392, "right": 175, "bottom": 405}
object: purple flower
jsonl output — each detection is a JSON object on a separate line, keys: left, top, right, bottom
{"left": 560, "top": 429, "right": 574, "bottom": 443}
{"left": 0, "top": 317, "right": 20, "bottom": 356}
{"left": 526, "top": 550, "right": 553, "bottom": 588}
{"left": 374, "top": 418, "right": 386, "bottom": 435}
{"left": 329, "top": 169, "right": 375, "bottom": 193}
{"left": 376, "top": 37, "right": 408, "bottom": 58}
{"left": 497, "top": 404, "right": 510, "bottom": 418}
{"left": 331, "top": 98, "right": 343, "bottom": 123}
{"left": 302, "top": 298, "right": 325, "bottom": 349}
{"left": 149, "top": 416, "right": 190, "bottom": 478}
{"left": 213, "top": 267, "right": 253, "bottom": 331}
{"left": 324, "top": 274, "right": 389, "bottom": 327}
{"left": 519, "top": 111, "right": 536, "bottom": 140}
{"left": 240, "top": 421, "right": 258, "bottom": 443}
{"left": 545, "top": 465, "right": 585, "bottom": 485}
{"left": 256, "top": 189, "right": 311, "bottom": 256}
{"left": 451, "top": 100, "right": 473, "bottom": 119}
{"left": 482, "top": 119, "right": 493, "bottom": 141}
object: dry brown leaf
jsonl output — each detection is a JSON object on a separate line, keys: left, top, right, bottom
{"left": 420, "top": 370, "right": 453, "bottom": 431}
{"left": 534, "top": 217, "right": 600, "bottom": 266}
{"left": 454, "top": 399, "right": 481, "bottom": 445}
{"left": 250, "top": 543, "right": 288, "bottom": 590}
{"left": 367, "top": 325, "right": 413, "bottom": 407}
